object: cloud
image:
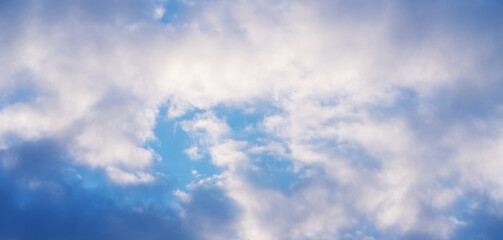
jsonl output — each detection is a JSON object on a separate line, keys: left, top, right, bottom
{"left": 0, "top": 139, "right": 186, "bottom": 240}
{"left": 184, "top": 145, "right": 202, "bottom": 160}
{"left": 1, "top": 0, "right": 503, "bottom": 239}
{"left": 0, "top": 139, "right": 238, "bottom": 240}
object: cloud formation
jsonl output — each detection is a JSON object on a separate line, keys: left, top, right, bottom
{"left": 0, "top": 139, "right": 238, "bottom": 240}
{"left": 1, "top": 0, "right": 503, "bottom": 239}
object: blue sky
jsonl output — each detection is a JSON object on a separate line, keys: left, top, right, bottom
{"left": 1, "top": 0, "right": 503, "bottom": 239}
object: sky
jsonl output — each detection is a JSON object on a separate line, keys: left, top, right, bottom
{"left": 1, "top": 0, "right": 503, "bottom": 239}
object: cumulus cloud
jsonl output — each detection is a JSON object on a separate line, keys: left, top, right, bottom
{"left": 1, "top": 0, "right": 503, "bottom": 239}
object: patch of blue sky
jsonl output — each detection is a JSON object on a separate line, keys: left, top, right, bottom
{"left": 451, "top": 198, "right": 503, "bottom": 239}
{"left": 54, "top": 154, "right": 178, "bottom": 210}
{"left": 1, "top": 86, "right": 36, "bottom": 106}
{"left": 0, "top": 132, "right": 25, "bottom": 148}
{"left": 444, "top": 187, "right": 503, "bottom": 222}
{"left": 245, "top": 153, "right": 297, "bottom": 192}
{"left": 366, "top": 87, "right": 419, "bottom": 120}
{"left": 0, "top": 71, "right": 38, "bottom": 108}
{"left": 157, "top": 0, "right": 195, "bottom": 26}
{"left": 72, "top": 170, "right": 179, "bottom": 211}
{"left": 0, "top": 142, "right": 153, "bottom": 211}
{"left": 150, "top": 101, "right": 299, "bottom": 193}
{"left": 212, "top": 103, "right": 299, "bottom": 192}
{"left": 212, "top": 102, "right": 280, "bottom": 137}
{"left": 148, "top": 106, "right": 220, "bottom": 191}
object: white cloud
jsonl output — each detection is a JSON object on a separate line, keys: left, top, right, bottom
{"left": 180, "top": 112, "right": 230, "bottom": 144}
{"left": 106, "top": 166, "right": 155, "bottom": 185}
{"left": 174, "top": 189, "right": 191, "bottom": 203}
{"left": 1, "top": 0, "right": 503, "bottom": 239}
{"left": 153, "top": 6, "right": 165, "bottom": 20}
{"left": 184, "top": 146, "right": 202, "bottom": 160}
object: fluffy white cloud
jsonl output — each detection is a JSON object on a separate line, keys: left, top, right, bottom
{"left": 1, "top": 0, "right": 503, "bottom": 239}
